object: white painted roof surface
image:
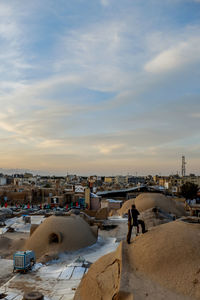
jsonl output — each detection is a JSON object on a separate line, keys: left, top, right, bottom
{"left": 0, "top": 235, "right": 119, "bottom": 300}
{"left": 107, "top": 199, "right": 123, "bottom": 203}
{"left": 2, "top": 216, "right": 44, "bottom": 233}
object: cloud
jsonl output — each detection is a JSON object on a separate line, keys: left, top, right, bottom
{"left": 145, "top": 36, "right": 200, "bottom": 73}
{"left": 0, "top": 0, "right": 199, "bottom": 175}
{"left": 190, "top": 113, "right": 200, "bottom": 118}
{"left": 53, "top": 20, "right": 133, "bottom": 92}
{"left": 94, "top": 143, "right": 124, "bottom": 154}
{"left": 100, "top": 0, "right": 110, "bottom": 6}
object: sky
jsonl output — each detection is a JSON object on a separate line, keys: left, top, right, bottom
{"left": 0, "top": 0, "right": 200, "bottom": 176}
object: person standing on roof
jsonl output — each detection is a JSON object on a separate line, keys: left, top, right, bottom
{"left": 127, "top": 204, "right": 147, "bottom": 244}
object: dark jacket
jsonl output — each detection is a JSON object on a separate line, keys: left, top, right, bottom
{"left": 128, "top": 208, "right": 140, "bottom": 226}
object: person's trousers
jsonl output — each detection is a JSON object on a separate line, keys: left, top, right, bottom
{"left": 138, "top": 220, "right": 146, "bottom": 233}
{"left": 127, "top": 220, "right": 147, "bottom": 243}
{"left": 127, "top": 223, "right": 133, "bottom": 243}
{"left": 127, "top": 224, "right": 138, "bottom": 243}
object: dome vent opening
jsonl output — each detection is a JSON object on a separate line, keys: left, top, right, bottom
{"left": 49, "top": 232, "right": 62, "bottom": 244}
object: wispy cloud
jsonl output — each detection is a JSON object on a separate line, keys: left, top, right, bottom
{"left": 145, "top": 36, "right": 200, "bottom": 73}
{"left": 0, "top": 0, "right": 199, "bottom": 174}
{"left": 53, "top": 20, "right": 132, "bottom": 92}
{"left": 94, "top": 143, "right": 124, "bottom": 155}
{"left": 0, "top": 1, "right": 35, "bottom": 101}
{"left": 100, "top": 0, "right": 110, "bottom": 6}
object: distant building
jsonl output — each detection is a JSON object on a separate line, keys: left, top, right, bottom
{"left": 115, "top": 176, "right": 126, "bottom": 185}
{"left": 158, "top": 174, "right": 200, "bottom": 194}
{"left": 0, "top": 177, "right": 7, "bottom": 186}
{"left": 48, "top": 195, "right": 65, "bottom": 206}
{"left": 126, "top": 176, "right": 146, "bottom": 185}
{"left": 104, "top": 177, "right": 114, "bottom": 184}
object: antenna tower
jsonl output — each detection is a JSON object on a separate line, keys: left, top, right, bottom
{"left": 181, "top": 156, "right": 186, "bottom": 177}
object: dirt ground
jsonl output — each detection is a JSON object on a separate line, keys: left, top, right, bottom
{"left": 0, "top": 231, "right": 28, "bottom": 259}
{"left": 0, "top": 259, "right": 13, "bottom": 286}
{"left": 0, "top": 231, "right": 28, "bottom": 286}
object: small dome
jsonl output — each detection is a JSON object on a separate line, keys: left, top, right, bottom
{"left": 24, "top": 215, "right": 97, "bottom": 259}
{"left": 134, "top": 193, "right": 185, "bottom": 216}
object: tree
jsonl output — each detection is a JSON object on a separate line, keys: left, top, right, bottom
{"left": 180, "top": 182, "right": 198, "bottom": 199}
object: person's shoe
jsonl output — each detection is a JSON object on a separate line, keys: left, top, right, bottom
{"left": 143, "top": 230, "right": 148, "bottom": 234}
{"left": 127, "top": 241, "right": 130, "bottom": 244}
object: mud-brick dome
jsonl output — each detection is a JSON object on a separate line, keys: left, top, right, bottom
{"left": 24, "top": 215, "right": 97, "bottom": 258}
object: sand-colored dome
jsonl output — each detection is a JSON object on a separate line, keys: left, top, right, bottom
{"left": 134, "top": 193, "right": 185, "bottom": 216}
{"left": 75, "top": 219, "right": 200, "bottom": 299}
{"left": 126, "top": 219, "right": 200, "bottom": 298}
{"left": 74, "top": 243, "right": 122, "bottom": 300}
{"left": 24, "top": 215, "right": 97, "bottom": 259}
{"left": 118, "top": 198, "right": 135, "bottom": 216}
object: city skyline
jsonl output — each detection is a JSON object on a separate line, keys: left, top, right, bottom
{"left": 0, "top": 0, "right": 200, "bottom": 175}
{"left": 0, "top": 158, "right": 196, "bottom": 177}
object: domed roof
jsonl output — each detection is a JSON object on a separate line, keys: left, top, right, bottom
{"left": 134, "top": 193, "right": 185, "bottom": 216}
{"left": 126, "top": 219, "right": 200, "bottom": 298}
{"left": 118, "top": 198, "right": 135, "bottom": 216}
{"left": 75, "top": 219, "right": 200, "bottom": 299}
{"left": 24, "top": 215, "right": 97, "bottom": 258}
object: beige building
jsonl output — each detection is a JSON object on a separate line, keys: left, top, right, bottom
{"left": 181, "top": 175, "right": 200, "bottom": 187}
{"left": 158, "top": 175, "right": 200, "bottom": 194}
{"left": 115, "top": 176, "right": 126, "bottom": 185}
{"left": 104, "top": 177, "right": 114, "bottom": 184}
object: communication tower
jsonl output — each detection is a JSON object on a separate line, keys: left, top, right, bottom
{"left": 181, "top": 156, "right": 186, "bottom": 177}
